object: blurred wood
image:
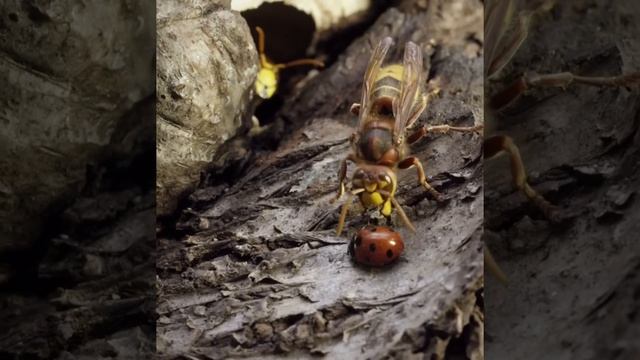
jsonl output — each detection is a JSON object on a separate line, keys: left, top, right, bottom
{"left": 484, "top": 1, "right": 640, "bottom": 359}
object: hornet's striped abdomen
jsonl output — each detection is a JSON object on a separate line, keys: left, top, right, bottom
{"left": 370, "top": 65, "right": 403, "bottom": 115}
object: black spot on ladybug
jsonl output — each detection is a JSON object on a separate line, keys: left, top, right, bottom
{"left": 386, "top": 249, "right": 393, "bottom": 258}
{"left": 355, "top": 237, "right": 362, "bottom": 247}
{"left": 370, "top": 227, "right": 377, "bottom": 232}
{"left": 369, "top": 243, "right": 376, "bottom": 252}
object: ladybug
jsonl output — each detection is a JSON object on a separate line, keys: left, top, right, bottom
{"left": 348, "top": 225, "right": 404, "bottom": 267}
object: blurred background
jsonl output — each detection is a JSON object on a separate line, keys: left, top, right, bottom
{"left": 0, "top": 1, "right": 155, "bottom": 358}
{"left": 484, "top": 0, "right": 640, "bottom": 359}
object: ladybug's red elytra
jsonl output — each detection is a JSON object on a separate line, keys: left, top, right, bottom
{"left": 348, "top": 225, "right": 404, "bottom": 266}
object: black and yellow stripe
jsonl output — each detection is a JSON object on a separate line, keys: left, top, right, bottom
{"left": 371, "top": 65, "right": 403, "bottom": 103}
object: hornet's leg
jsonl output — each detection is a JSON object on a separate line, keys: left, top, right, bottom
{"left": 398, "top": 156, "right": 444, "bottom": 202}
{"left": 378, "top": 189, "right": 416, "bottom": 233}
{"left": 336, "top": 192, "right": 354, "bottom": 236}
{"left": 485, "top": 244, "right": 507, "bottom": 284}
{"left": 336, "top": 189, "right": 365, "bottom": 236}
{"left": 336, "top": 159, "right": 348, "bottom": 201}
{"left": 335, "top": 154, "right": 356, "bottom": 201}
{"left": 407, "top": 123, "right": 483, "bottom": 145}
{"left": 390, "top": 197, "right": 416, "bottom": 233}
{"left": 484, "top": 135, "right": 559, "bottom": 221}
{"left": 491, "top": 71, "right": 640, "bottom": 110}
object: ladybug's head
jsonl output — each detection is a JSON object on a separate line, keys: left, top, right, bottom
{"left": 347, "top": 232, "right": 358, "bottom": 257}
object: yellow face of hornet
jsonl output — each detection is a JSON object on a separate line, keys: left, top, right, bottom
{"left": 253, "top": 26, "right": 324, "bottom": 100}
{"left": 352, "top": 166, "right": 398, "bottom": 217}
{"left": 255, "top": 64, "right": 278, "bottom": 99}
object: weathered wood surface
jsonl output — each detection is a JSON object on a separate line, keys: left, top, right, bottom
{"left": 485, "top": 1, "right": 640, "bottom": 359}
{"left": 0, "top": 0, "right": 154, "bottom": 258}
{"left": 0, "top": 3, "right": 155, "bottom": 355}
{"left": 156, "top": 0, "right": 259, "bottom": 217}
{"left": 0, "top": 100, "right": 156, "bottom": 359}
{"left": 157, "top": 1, "right": 485, "bottom": 359}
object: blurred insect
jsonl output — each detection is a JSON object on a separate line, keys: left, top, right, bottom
{"left": 335, "top": 37, "right": 482, "bottom": 236}
{"left": 348, "top": 225, "right": 404, "bottom": 267}
{"left": 484, "top": 0, "right": 640, "bottom": 282}
{"left": 254, "top": 26, "right": 324, "bottom": 99}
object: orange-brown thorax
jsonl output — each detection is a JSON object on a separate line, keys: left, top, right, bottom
{"left": 357, "top": 119, "right": 402, "bottom": 167}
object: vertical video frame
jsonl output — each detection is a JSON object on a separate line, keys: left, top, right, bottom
{"left": 156, "top": 0, "right": 485, "bottom": 358}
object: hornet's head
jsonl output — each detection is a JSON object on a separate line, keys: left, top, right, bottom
{"left": 336, "top": 164, "right": 414, "bottom": 237}
{"left": 255, "top": 64, "right": 279, "bottom": 99}
{"left": 253, "top": 26, "right": 324, "bottom": 99}
{"left": 351, "top": 165, "right": 397, "bottom": 216}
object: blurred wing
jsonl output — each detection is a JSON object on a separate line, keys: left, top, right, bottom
{"left": 485, "top": 0, "right": 515, "bottom": 77}
{"left": 393, "top": 41, "right": 422, "bottom": 145}
{"left": 486, "top": 0, "right": 540, "bottom": 78}
{"left": 359, "top": 37, "right": 393, "bottom": 131}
